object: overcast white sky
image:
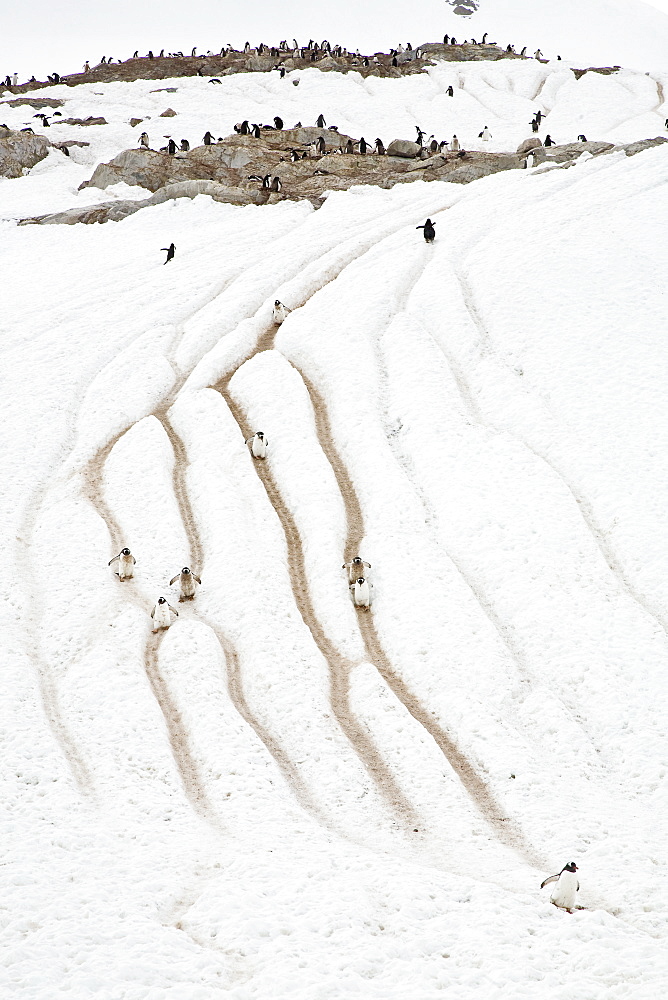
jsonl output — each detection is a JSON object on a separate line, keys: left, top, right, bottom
{"left": 2, "top": 0, "right": 668, "bottom": 81}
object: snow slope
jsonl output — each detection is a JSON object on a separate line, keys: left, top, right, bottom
{"left": 1, "top": 58, "right": 668, "bottom": 1000}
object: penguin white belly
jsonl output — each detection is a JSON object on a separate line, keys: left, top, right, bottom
{"left": 251, "top": 436, "right": 267, "bottom": 458}
{"left": 118, "top": 555, "right": 134, "bottom": 579}
{"left": 180, "top": 576, "right": 196, "bottom": 598}
{"left": 353, "top": 580, "right": 370, "bottom": 607}
{"left": 153, "top": 605, "right": 172, "bottom": 629}
{"left": 551, "top": 872, "right": 578, "bottom": 910}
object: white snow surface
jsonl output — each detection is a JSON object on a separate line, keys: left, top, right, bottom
{"left": 1, "top": 58, "right": 668, "bottom": 1000}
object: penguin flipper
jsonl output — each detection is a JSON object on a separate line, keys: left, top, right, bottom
{"left": 194, "top": 576, "right": 201, "bottom": 585}
{"left": 169, "top": 575, "right": 179, "bottom": 586}
{"left": 169, "top": 605, "right": 179, "bottom": 616}
{"left": 150, "top": 608, "right": 155, "bottom": 618}
{"left": 108, "top": 555, "right": 119, "bottom": 565}
{"left": 540, "top": 875, "right": 559, "bottom": 888}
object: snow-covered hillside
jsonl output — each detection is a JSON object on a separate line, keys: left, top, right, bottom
{"left": 1, "top": 56, "right": 668, "bottom": 999}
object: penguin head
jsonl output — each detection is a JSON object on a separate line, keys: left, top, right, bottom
{"left": 256, "top": 431, "right": 264, "bottom": 440}
{"left": 357, "top": 577, "right": 365, "bottom": 585}
{"left": 182, "top": 567, "right": 191, "bottom": 575}
{"left": 275, "top": 299, "right": 281, "bottom": 306}
{"left": 122, "top": 547, "right": 131, "bottom": 555}
{"left": 158, "top": 597, "right": 167, "bottom": 604}
{"left": 353, "top": 556, "right": 362, "bottom": 565}
{"left": 564, "top": 862, "right": 578, "bottom": 872}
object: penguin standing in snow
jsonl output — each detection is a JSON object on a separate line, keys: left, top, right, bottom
{"left": 151, "top": 596, "right": 179, "bottom": 632}
{"left": 108, "top": 547, "right": 136, "bottom": 581}
{"left": 342, "top": 556, "right": 371, "bottom": 585}
{"left": 541, "top": 862, "right": 579, "bottom": 912}
{"left": 161, "top": 243, "right": 175, "bottom": 264}
{"left": 479, "top": 126, "right": 492, "bottom": 140}
{"left": 351, "top": 576, "right": 372, "bottom": 609}
{"left": 246, "top": 431, "right": 268, "bottom": 458}
{"left": 169, "top": 566, "right": 201, "bottom": 601}
{"left": 273, "top": 300, "right": 290, "bottom": 323}
{"left": 446, "top": 85, "right": 454, "bottom": 96}
{"left": 416, "top": 218, "right": 436, "bottom": 243}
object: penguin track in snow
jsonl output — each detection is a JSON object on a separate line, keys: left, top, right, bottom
{"left": 292, "top": 367, "right": 544, "bottom": 866}
{"left": 215, "top": 372, "right": 420, "bottom": 830}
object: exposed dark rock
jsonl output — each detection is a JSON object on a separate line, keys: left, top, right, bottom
{"left": 60, "top": 116, "right": 108, "bottom": 126}
{"left": 517, "top": 137, "right": 543, "bottom": 156}
{"left": 0, "top": 97, "right": 65, "bottom": 109}
{"left": 129, "top": 118, "right": 144, "bottom": 127}
{"left": 386, "top": 139, "right": 422, "bottom": 158}
{"left": 159, "top": 108, "right": 177, "bottom": 117}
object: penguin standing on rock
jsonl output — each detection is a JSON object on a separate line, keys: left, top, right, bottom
{"left": 417, "top": 218, "right": 436, "bottom": 243}
{"left": 167, "top": 138, "right": 176, "bottom": 155}
{"left": 109, "top": 547, "right": 136, "bottom": 581}
{"left": 375, "top": 138, "right": 385, "bottom": 155}
{"left": 343, "top": 556, "right": 371, "bottom": 584}
{"left": 203, "top": 130, "right": 213, "bottom": 145}
{"left": 274, "top": 116, "right": 284, "bottom": 129}
{"left": 139, "top": 131, "right": 149, "bottom": 148}
{"left": 246, "top": 431, "right": 268, "bottom": 458}
{"left": 273, "top": 300, "right": 290, "bottom": 323}
{"left": 169, "top": 566, "right": 201, "bottom": 601}
{"left": 540, "top": 863, "right": 579, "bottom": 912}
{"left": 161, "top": 243, "right": 175, "bottom": 264}
{"left": 151, "top": 597, "right": 179, "bottom": 632}
{"left": 544, "top": 134, "right": 555, "bottom": 146}
{"left": 180, "top": 138, "right": 190, "bottom": 151}
{"left": 316, "top": 113, "right": 326, "bottom": 127}
{"left": 451, "top": 134, "right": 460, "bottom": 151}
{"left": 351, "top": 576, "right": 372, "bottom": 609}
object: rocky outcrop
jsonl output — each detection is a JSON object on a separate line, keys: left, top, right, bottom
{"left": 0, "top": 127, "right": 52, "bottom": 177}
{"left": 521, "top": 136, "right": 667, "bottom": 169}
{"left": 19, "top": 179, "right": 269, "bottom": 225}
{"left": 159, "top": 108, "right": 177, "bottom": 117}
{"left": 386, "top": 139, "right": 422, "bottom": 158}
{"left": 517, "top": 137, "right": 543, "bottom": 156}
{"left": 60, "top": 116, "right": 107, "bottom": 126}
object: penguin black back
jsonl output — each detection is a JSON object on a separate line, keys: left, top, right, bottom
{"left": 416, "top": 218, "right": 436, "bottom": 243}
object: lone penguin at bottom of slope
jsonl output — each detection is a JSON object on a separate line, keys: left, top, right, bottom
{"left": 108, "top": 547, "right": 136, "bottom": 581}
{"left": 151, "top": 596, "right": 179, "bottom": 632}
{"left": 541, "top": 862, "right": 579, "bottom": 912}
{"left": 273, "top": 299, "right": 290, "bottom": 324}
{"left": 169, "top": 566, "right": 201, "bottom": 601}
{"left": 416, "top": 218, "right": 436, "bottom": 243}
{"left": 343, "top": 555, "right": 371, "bottom": 585}
{"left": 161, "top": 243, "right": 175, "bottom": 264}
{"left": 246, "top": 431, "right": 268, "bottom": 459}
{"left": 351, "top": 576, "right": 372, "bottom": 610}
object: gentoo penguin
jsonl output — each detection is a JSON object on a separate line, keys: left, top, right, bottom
{"left": 290, "top": 148, "right": 300, "bottom": 161}
{"left": 273, "top": 299, "right": 290, "bottom": 323}
{"left": 416, "top": 218, "right": 436, "bottom": 243}
{"left": 316, "top": 135, "right": 326, "bottom": 154}
{"left": 544, "top": 134, "right": 555, "bottom": 146}
{"left": 540, "top": 863, "right": 579, "bottom": 912}
{"left": 167, "top": 138, "right": 176, "bottom": 155}
{"left": 665, "top": 118, "right": 668, "bottom": 129}
{"left": 375, "top": 138, "right": 385, "bottom": 155}
{"left": 342, "top": 556, "right": 371, "bottom": 585}
{"left": 316, "top": 113, "right": 326, "bottom": 127}
{"left": 109, "top": 547, "right": 136, "bottom": 581}
{"left": 133, "top": 50, "right": 138, "bottom": 58}
{"left": 479, "top": 126, "right": 492, "bottom": 140}
{"left": 530, "top": 119, "right": 539, "bottom": 133}
{"left": 345, "top": 138, "right": 354, "bottom": 154}
{"left": 274, "top": 116, "right": 284, "bottom": 129}
{"left": 520, "top": 46, "right": 527, "bottom": 56}
{"left": 151, "top": 597, "right": 179, "bottom": 632}
{"left": 358, "top": 137, "right": 368, "bottom": 154}
{"left": 270, "top": 175, "right": 282, "bottom": 191}
{"left": 534, "top": 49, "right": 543, "bottom": 60}
{"left": 534, "top": 110, "right": 545, "bottom": 123}
{"left": 577, "top": 134, "right": 587, "bottom": 142}
{"left": 251, "top": 124, "right": 261, "bottom": 138}
{"left": 429, "top": 138, "right": 439, "bottom": 153}
{"left": 447, "top": 85, "right": 454, "bottom": 96}
{"left": 439, "top": 140, "right": 449, "bottom": 153}
{"left": 246, "top": 431, "right": 268, "bottom": 459}
{"left": 443, "top": 34, "right": 449, "bottom": 44}
{"left": 415, "top": 125, "right": 425, "bottom": 144}
{"left": 203, "top": 130, "right": 213, "bottom": 145}
{"left": 392, "top": 56, "right": 398, "bottom": 67}
{"left": 351, "top": 576, "right": 372, "bottom": 610}
{"left": 83, "top": 61, "right": 90, "bottom": 72}
{"left": 451, "top": 134, "right": 460, "bottom": 151}
{"left": 169, "top": 566, "right": 201, "bottom": 601}
{"left": 161, "top": 243, "right": 175, "bottom": 264}
{"left": 526, "top": 152, "right": 539, "bottom": 168}
{"left": 180, "top": 138, "right": 190, "bottom": 151}
{"left": 481, "top": 32, "right": 488, "bottom": 43}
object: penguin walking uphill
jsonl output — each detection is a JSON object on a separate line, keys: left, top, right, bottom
{"left": 246, "top": 431, "right": 268, "bottom": 459}
{"left": 541, "top": 862, "right": 580, "bottom": 912}
{"left": 169, "top": 566, "right": 201, "bottom": 601}
{"left": 161, "top": 243, "right": 175, "bottom": 264}
{"left": 108, "top": 547, "right": 136, "bottom": 581}
{"left": 342, "top": 556, "right": 371, "bottom": 585}
{"left": 351, "top": 576, "right": 372, "bottom": 610}
{"left": 417, "top": 218, "right": 436, "bottom": 243}
{"left": 151, "top": 596, "right": 179, "bottom": 632}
